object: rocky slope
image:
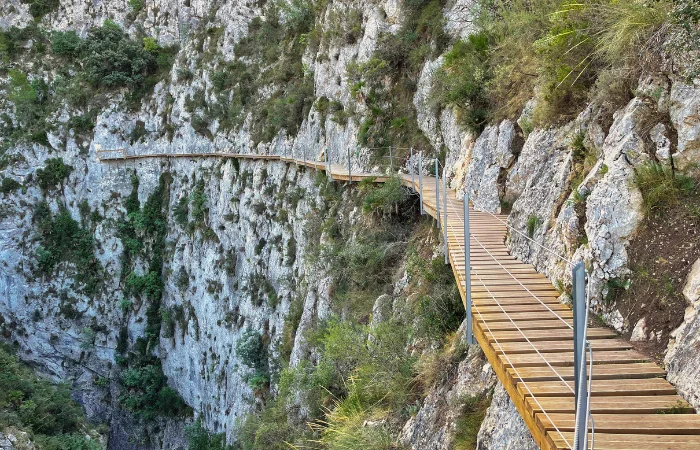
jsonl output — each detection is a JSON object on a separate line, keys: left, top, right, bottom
{"left": 1, "top": 0, "right": 699, "bottom": 449}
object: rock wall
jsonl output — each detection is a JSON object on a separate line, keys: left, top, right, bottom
{"left": 2, "top": 0, "right": 700, "bottom": 447}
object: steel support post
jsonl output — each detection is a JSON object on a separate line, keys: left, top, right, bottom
{"left": 573, "top": 262, "right": 588, "bottom": 450}
{"left": 389, "top": 146, "right": 393, "bottom": 173}
{"left": 435, "top": 159, "right": 441, "bottom": 229}
{"left": 464, "top": 195, "right": 473, "bottom": 345}
{"left": 443, "top": 169, "right": 448, "bottom": 264}
{"left": 418, "top": 152, "right": 424, "bottom": 215}
{"left": 410, "top": 147, "right": 415, "bottom": 192}
{"left": 328, "top": 146, "right": 333, "bottom": 181}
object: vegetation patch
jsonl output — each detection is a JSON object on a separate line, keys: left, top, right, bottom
{"left": 32, "top": 202, "right": 102, "bottom": 296}
{"left": 0, "top": 344, "right": 103, "bottom": 449}
{"left": 115, "top": 172, "right": 190, "bottom": 421}
{"left": 431, "top": 0, "right": 674, "bottom": 127}
{"left": 1, "top": 21, "right": 176, "bottom": 147}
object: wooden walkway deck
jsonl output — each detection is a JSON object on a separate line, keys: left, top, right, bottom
{"left": 100, "top": 152, "right": 700, "bottom": 449}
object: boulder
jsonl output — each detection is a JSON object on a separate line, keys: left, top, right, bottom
{"left": 669, "top": 80, "right": 700, "bottom": 170}
{"left": 476, "top": 383, "right": 538, "bottom": 450}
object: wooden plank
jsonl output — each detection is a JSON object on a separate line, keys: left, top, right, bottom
{"left": 478, "top": 319, "right": 573, "bottom": 331}
{"left": 476, "top": 310, "right": 573, "bottom": 322}
{"left": 500, "top": 350, "right": 649, "bottom": 368}
{"left": 539, "top": 414, "right": 700, "bottom": 435}
{"left": 509, "top": 363, "right": 666, "bottom": 382}
{"left": 517, "top": 378, "right": 677, "bottom": 397}
{"left": 527, "top": 395, "right": 691, "bottom": 414}
{"left": 474, "top": 304, "right": 571, "bottom": 314}
{"left": 552, "top": 432, "right": 700, "bottom": 450}
{"left": 486, "top": 328, "right": 616, "bottom": 343}
{"left": 496, "top": 338, "right": 630, "bottom": 355}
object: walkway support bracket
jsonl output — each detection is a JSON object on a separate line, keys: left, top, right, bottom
{"left": 573, "top": 262, "right": 588, "bottom": 450}
{"left": 464, "top": 195, "right": 473, "bottom": 345}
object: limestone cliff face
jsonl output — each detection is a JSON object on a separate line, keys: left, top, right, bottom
{"left": 1, "top": 0, "right": 700, "bottom": 448}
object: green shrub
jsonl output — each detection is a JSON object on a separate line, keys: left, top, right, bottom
{"left": 0, "top": 344, "right": 99, "bottom": 445}
{"left": 82, "top": 21, "right": 155, "bottom": 87}
{"left": 128, "top": 0, "right": 143, "bottom": 12}
{"left": 189, "top": 180, "right": 207, "bottom": 223}
{"left": 431, "top": 32, "right": 491, "bottom": 131}
{"left": 186, "top": 420, "right": 227, "bottom": 450}
{"left": 51, "top": 31, "right": 81, "bottom": 56}
{"left": 36, "top": 158, "right": 73, "bottom": 191}
{"left": 119, "top": 361, "right": 189, "bottom": 420}
{"left": 236, "top": 329, "right": 270, "bottom": 390}
{"left": 634, "top": 163, "right": 695, "bottom": 214}
{"left": 361, "top": 176, "right": 408, "bottom": 216}
{"left": 22, "top": 0, "right": 60, "bottom": 19}
{"left": 33, "top": 203, "right": 101, "bottom": 295}
{"left": 174, "top": 196, "right": 189, "bottom": 226}
{"left": 0, "top": 177, "right": 21, "bottom": 193}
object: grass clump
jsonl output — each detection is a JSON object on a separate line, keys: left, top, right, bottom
{"left": 634, "top": 163, "right": 695, "bottom": 214}
{"left": 526, "top": 214, "right": 543, "bottom": 238}
{"left": 431, "top": 31, "right": 491, "bottom": 131}
{"left": 453, "top": 393, "right": 492, "bottom": 450}
{"left": 430, "top": 0, "right": 673, "bottom": 127}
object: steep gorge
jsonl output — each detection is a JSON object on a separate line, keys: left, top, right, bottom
{"left": 1, "top": 0, "right": 699, "bottom": 449}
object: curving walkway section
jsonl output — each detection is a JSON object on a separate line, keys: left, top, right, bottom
{"left": 99, "top": 152, "right": 700, "bottom": 449}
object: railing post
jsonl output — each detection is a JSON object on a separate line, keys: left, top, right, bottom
{"left": 410, "top": 147, "right": 415, "bottom": 192}
{"left": 464, "top": 195, "right": 473, "bottom": 345}
{"left": 418, "top": 152, "right": 424, "bottom": 215}
{"left": 348, "top": 146, "right": 352, "bottom": 182}
{"left": 573, "top": 262, "right": 588, "bottom": 450}
{"left": 443, "top": 167, "right": 448, "bottom": 265}
{"left": 389, "top": 146, "right": 393, "bottom": 174}
{"left": 435, "top": 159, "right": 441, "bottom": 229}
{"left": 303, "top": 145, "right": 307, "bottom": 166}
{"left": 325, "top": 146, "right": 332, "bottom": 181}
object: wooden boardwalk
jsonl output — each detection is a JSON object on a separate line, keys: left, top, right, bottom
{"left": 99, "top": 152, "right": 700, "bottom": 449}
